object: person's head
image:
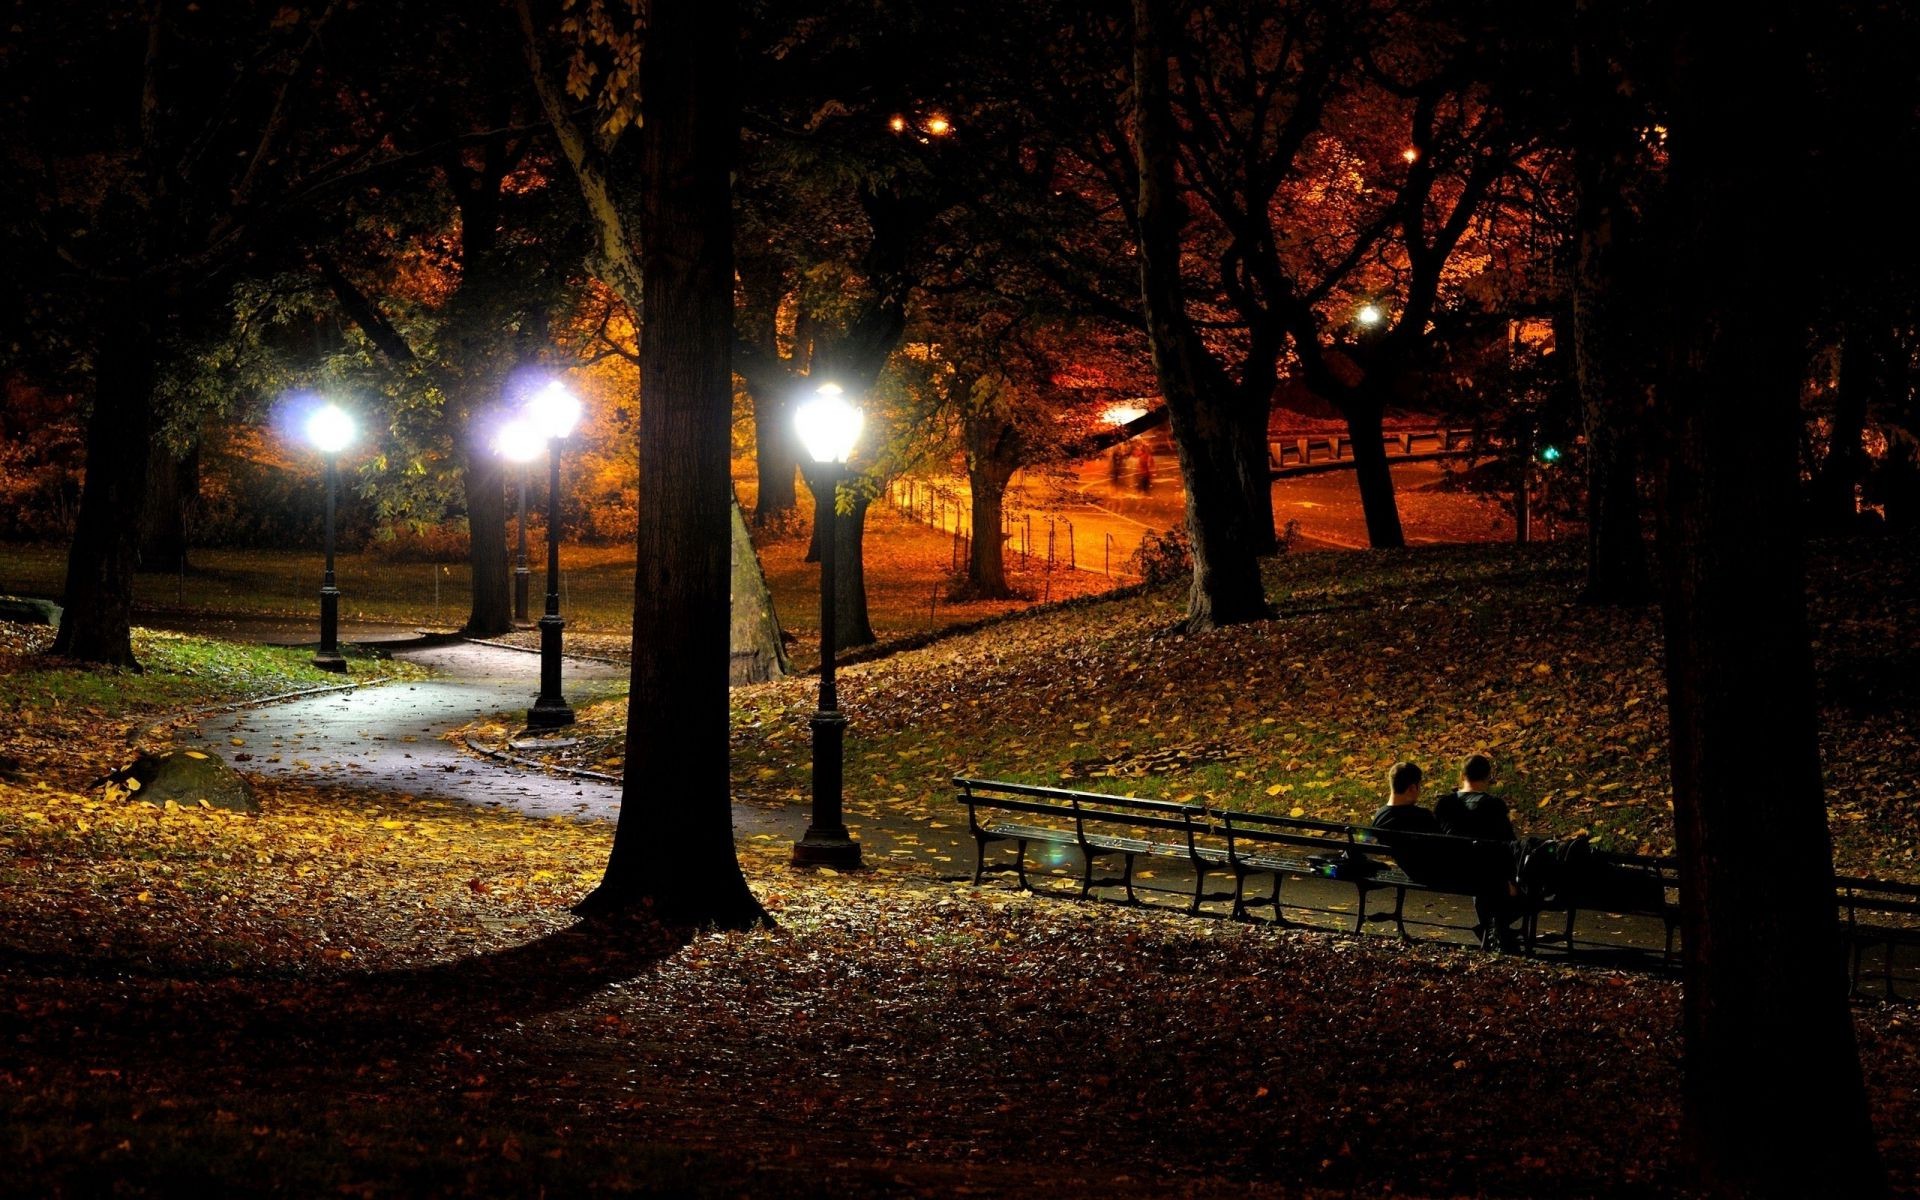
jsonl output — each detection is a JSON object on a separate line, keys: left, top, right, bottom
{"left": 1388, "top": 760, "right": 1423, "bottom": 804}
{"left": 1461, "top": 753, "right": 1494, "bottom": 790}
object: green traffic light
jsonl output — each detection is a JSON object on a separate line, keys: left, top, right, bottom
{"left": 1539, "top": 445, "right": 1562, "bottom": 464}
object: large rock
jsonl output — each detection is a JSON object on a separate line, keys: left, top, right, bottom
{"left": 0, "top": 596, "right": 61, "bottom": 627}
{"left": 104, "top": 750, "right": 258, "bottom": 814}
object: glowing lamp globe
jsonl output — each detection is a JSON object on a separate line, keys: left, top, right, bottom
{"left": 493, "top": 417, "right": 544, "bottom": 464}
{"left": 305, "top": 403, "right": 356, "bottom": 455}
{"left": 794, "top": 383, "right": 864, "bottom": 465}
{"left": 1356, "top": 304, "right": 1384, "bottom": 328}
{"left": 527, "top": 380, "right": 582, "bottom": 441}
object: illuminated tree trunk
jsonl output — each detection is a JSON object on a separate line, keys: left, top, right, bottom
{"left": 1658, "top": 14, "right": 1884, "bottom": 1196}
{"left": 833, "top": 487, "right": 875, "bottom": 649}
{"left": 1130, "top": 0, "right": 1271, "bottom": 630}
{"left": 1343, "top": 391, "right": 1405, "bottom": 550}
{"left": 728, "top": 496, "right": 788, "bottom": 684}
{"left": 460, "top": 424, "right": 514, "bottom": 636}
{"left": 576, "top": 0, "right": 765, "bottom": 927}
{"left": 751, "top": 385, "right": 798, "bottom": 523}
{"left": 737, "top": 259, "right": 800, "bottom": 526}
{"left": 55, "top": 304, "right": 156, "bottom": 669}
{"left": 962, "top": 409, "right": 1019, "bottom": 598}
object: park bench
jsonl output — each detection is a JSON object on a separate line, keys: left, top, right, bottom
{"left": 956, "top": 777, "right": 1517, "bottom": 939}
{"left": 1836, "top": 875, "right": 1920, "bottom": 999}
{"left": 1524, "top": 850, "right": 1683, "bottom": 963}
{"left": 956, "top": 777, "right": 1232, "bottom": 910}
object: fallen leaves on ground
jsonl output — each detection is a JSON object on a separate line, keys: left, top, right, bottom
{"left": 479, "top": 538, "right": 1920, "bottom": 879}
{"left": 5, "top": 769, "right": 1916, "bottom": 1196}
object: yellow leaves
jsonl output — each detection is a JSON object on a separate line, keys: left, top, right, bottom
{"left": 1288, "top": 806, "right": 1306, "bottom": 819}
{"left": 1264, "top": 783, "right": 1291, "bottom": 797}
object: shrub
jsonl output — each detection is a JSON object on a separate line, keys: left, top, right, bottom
{"left": 1128, "top": 524, "right": 1192, "bottom": 585}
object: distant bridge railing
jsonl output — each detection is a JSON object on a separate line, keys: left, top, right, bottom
{"left": 1269, "top": 427, "right": 1486, "bottom": 477}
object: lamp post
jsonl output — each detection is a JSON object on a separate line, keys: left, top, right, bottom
{"left": 493, "top": 416, "right": 542, "bottom": 625}
{"left": 303, "top": 402, "right": 356, "bottom": 673}
{"left": 791, "top": 382, "right": 864, "bottom": 868}
{"left": 524, "top": 381, "right": 581, "bottom": 729}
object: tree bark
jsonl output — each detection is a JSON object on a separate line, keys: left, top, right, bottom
{"left": 1657, "top": 13, "right": 1885, "bottom": 1196}
{"left": 729, "top": 494, "right": 788, "bottom": 683}
{"left": 736, "top": 259, "right": 800, "bottom": 526}
{"left": 55, "top": 305, "right": 157, "bottom": 669}
{"left": 460, "top": 424, "right": 514, "bottom": 636}
{"left": 1570, "top": 17, "right": 1651, "bottom": 603}
{"left": 833, "top": 485, "right": 875, "bottom": 650}
{"left": 1129, "top": 0, "right": 1271, "bottom": 629}
{"left": 137, "top": 437, "right": 197, "bottom": 573}
{"left": 1233, "top": 399, "right": 1279, "bottom": 555}
{"left": 1812, "top": 322, "right": 1876, "bottom": 530}
{"left": 962, "top": 409, "right": 1019, "bottom": 598}
{"left": 751, "top": 383, "right": 798, "bottom": 524}
{"left": 574, "top": 0, "right": 765, "bottom": 928}
{"left": 1343, "top": 392, "right": 1405, "bottom": 550}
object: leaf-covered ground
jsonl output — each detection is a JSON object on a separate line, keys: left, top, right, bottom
{"left": 498, "top": 536, "right": 1920, "bottom": 879}
{"left": 2, "top": 614, "right": 1917, "bottom": 1195}
{"left": 4, "top": 771, "right": 1916, "bottom": 1197}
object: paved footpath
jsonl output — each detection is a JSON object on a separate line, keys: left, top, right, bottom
{"left": 171, "top": 639, "right": 964, "bottom": 870}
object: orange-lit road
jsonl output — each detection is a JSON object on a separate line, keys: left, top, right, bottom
{"left": 899, "top": 441, "right": 1520, "bottom": 577}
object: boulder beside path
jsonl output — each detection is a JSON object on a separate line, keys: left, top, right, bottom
{"left": 103, "top": 750, "right": 259, "bottom": 814}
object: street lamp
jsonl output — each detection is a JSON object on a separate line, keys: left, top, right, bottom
{"left": 303, "top": 401, "right": 357, "bottom": 673}
{"left": 493, "top": 415, "right": 543, "bottom": 624}
{"left": 524, "top": 380, "right": 582, "bottom": 729}
{"left": 792, "top": 381, "right": 865, "bottom": 869}
{"left": 1356, "top": 304, "right": 1384, "bottom": 328}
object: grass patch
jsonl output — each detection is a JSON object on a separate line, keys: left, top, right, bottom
{"left": 0, "top": 623, "right": 427, "bottom": 790}
{"left": 519, "top": 536, "right": 1920, "bottom": 879}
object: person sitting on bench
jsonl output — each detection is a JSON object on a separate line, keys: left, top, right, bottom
{"left": 1369, "top": 761, "right": 1522, "bottom": 950}
{"left": 1435, "top": 753, "right": 1518, "bottom": 842}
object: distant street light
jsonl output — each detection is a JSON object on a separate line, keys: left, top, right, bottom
{"left": 303, "top": 401, "right": 357, "bottom": 673}
{"left": 524, "top": 381, "right": 582, "bottom": 730}
{"left": 792, "top": 381, "right": 865, "bottom": 869}
{"left": 493, "top": 416, "right": 544, "bottom": 624}
{"left": 1356, "top": 304, "right": 1384, "bottom": 328}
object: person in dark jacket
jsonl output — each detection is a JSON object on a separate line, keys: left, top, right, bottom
{"left": 1426, "top": 754, "right": 1527, "bottom": 950}
{"left": 1435, "top": 753, "right": 1517, "bottom": 842}
{"left": 1369, "top": 760, "right": 1520, "bottom": 949}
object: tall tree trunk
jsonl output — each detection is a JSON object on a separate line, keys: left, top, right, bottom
{"left": 1812, "top": 322, "right": 1875, "bottom": 530}
{"left": 55, "top": 306, "right": 157, "bottom": 669}
{"left": 1234, "top": 399, "right": 1279, "bottom": 555}
{"left": 965, "top": 471, "right": 1012, "bottom": 596}
{"left": 833, "top": 486, "right": 875, "bottom": 649}
{"left": 1658, "top": 13, "right": 1885, "bottom": 1197}
{"left": 962, "top": 410, "right": 1019, "bottom": 598}
{"left": 1342, "top": 392, "right": 1405, "bottom": 549}
{"left": 1129, "top": 0, "right": 1271, "bottom": 629}
{"left": 575, "top": 0, "right": 764, "bottom": 927}
{"left": 729, "top": 494, "right": 788, "bottom": 683}
{"left": 751, "top": 383, "right": 798, "bottom": 524}
{"left": 461, "top": 425, "right": 514, "bottom": 636}
{"left": 1570, "top": 20, "right": 1651, "bottom": 603}
{"left": 137, "top": 437, "right": 196, "bottom": 573}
